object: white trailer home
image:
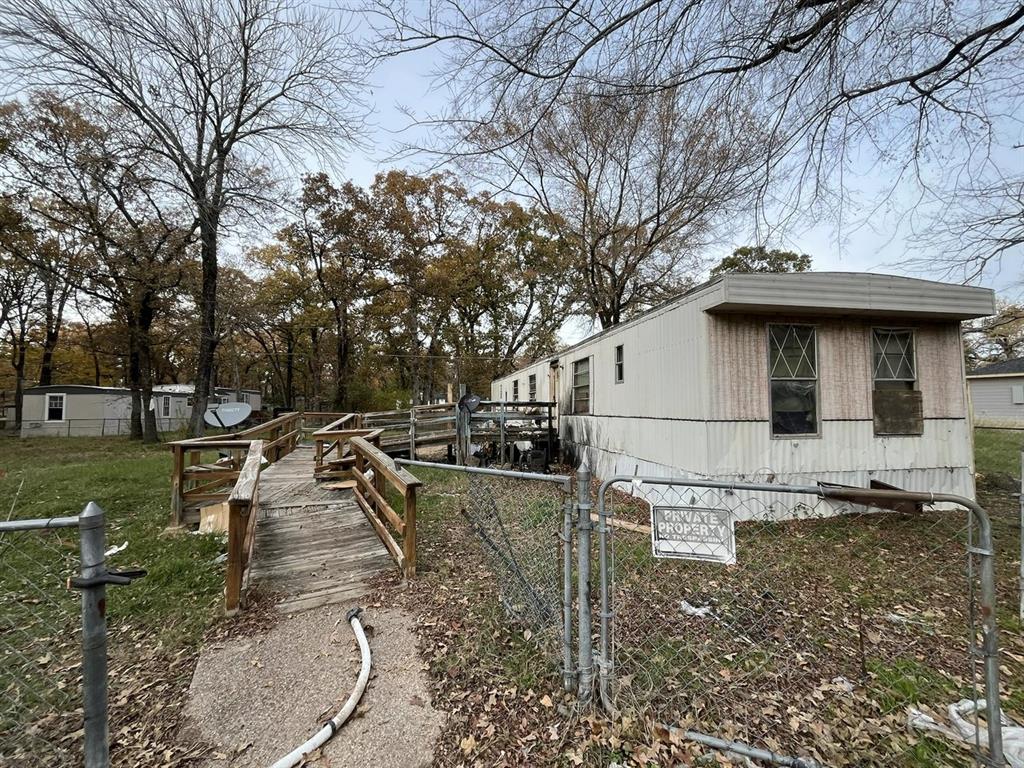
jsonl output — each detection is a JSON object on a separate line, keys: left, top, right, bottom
{"left": 967, "top": 358, "right": 1024, "bottom": 428}
{"left": 19, "top": 384, "right": 262, "bottom": 437}
{"left": 492, "top": 272, "right": 995, "bottom": 498}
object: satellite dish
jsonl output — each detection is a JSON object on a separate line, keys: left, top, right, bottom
{"left": 204, "top": 401, "right": 252, "bottom": 428}
{"left": 458, "top": 393, "right": 482, "bottom": 413}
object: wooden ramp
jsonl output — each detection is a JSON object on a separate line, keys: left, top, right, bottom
{"left": 248, "top": 446, "right": 391, "bottom": 613}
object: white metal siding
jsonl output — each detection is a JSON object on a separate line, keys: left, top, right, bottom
{"left": 969, "top": 376, "right": 1024, "bottom": 427}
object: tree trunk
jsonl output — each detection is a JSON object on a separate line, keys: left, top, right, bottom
{"left": 332, "top": 303, "right": 351, "bottom": 411}
{"left": 187, "top": 211, "right": 219, "bottom": 437}
{"left": 138, "top": 293, "right": 159, "bottom": 443}
{"left": 126, "top": 324, "right": 144, "bottom": 440}
{"left": 12, "top": 342, "right": 26, "bottom": 429}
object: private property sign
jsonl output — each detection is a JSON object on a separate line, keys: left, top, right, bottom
{"left": 650, "top": 505, "right": 736, "bottom": 564}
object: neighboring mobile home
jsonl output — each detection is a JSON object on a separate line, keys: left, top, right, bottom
{"left": 967, "top": 358, "right": 1024, "bottom": 429}
{"left": 18, "top": 384, "right": 262, "bottom": 437}
{"left": 492, "top": 272, "right": 995, "bottom": 498}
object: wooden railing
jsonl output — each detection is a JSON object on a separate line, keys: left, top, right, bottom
{"left": 169, "top": 411, "right": 301, "bottom": 526}
{"left": 225, "top": 440, "right": 263, "bottom": 614}
{"left": 310, "top": 414, "right": 385, "bottom": 479}
{"left": 349, "top": 436, "right": 421, "bottom": 578}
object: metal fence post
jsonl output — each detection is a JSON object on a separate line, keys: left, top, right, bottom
{"left": 79, "top": 502, "right": 109, "bottom": 768}
{"left": 562, "top": 489, "right": 576, "bottom": 691}
{"left": 576, "top": 460, "right": 593, "bottom": 704}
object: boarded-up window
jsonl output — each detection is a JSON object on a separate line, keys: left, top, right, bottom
{"left": 768, "top": 324, "right": 817, "bottom": 436}
{"left": 46, "top": 393, "right": 65, "bottom": 421}
{"left": 614, "top": 344, "right": 624, "bottom": 383}
{"left": 572, "top": 358, "right": 590, "bottom": 414}
{"left": 528, "top": 374, "right": 537, "bottom": 401}
{"left": 872, "top": 328, "right": 922, "bottom": 435}
{"left": 512, "top": 380, "right": 519, "bottom": 401}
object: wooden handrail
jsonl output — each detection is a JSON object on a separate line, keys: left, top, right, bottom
{"left": 225, "top": 440, "right": 264, "bottom": 614}
{"left": 348, "top": 437, "right": 421, "bottom": 578}
{"left": 169, "top": 413, "right": 301, "bottom": 527}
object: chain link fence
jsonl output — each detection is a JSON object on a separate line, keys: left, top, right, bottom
{"left": 398, "top": 459, "right": 576, "bottom": 684}
{"left": 0, "top": 520, "right": 82, "bottom": 766}
{"left": 595, "top": 476, "right": 1003, "bottom": 767}
{"left": 1, "top": 504, "right": 133, "bottom": 768}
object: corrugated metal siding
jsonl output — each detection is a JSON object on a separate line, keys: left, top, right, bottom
{"left": 706, "top": 418, "right": 972, "bottom": 476}
{"left": 567, "top": 417, "right": 975, "bottom": 501}
{"left": 969, "top": 376, "right": 1024, "bottom": 427}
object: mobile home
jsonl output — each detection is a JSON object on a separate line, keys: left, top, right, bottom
{"left": 18, "top": 384, "right": 262, "bottom": 437}
{"left": 492, "top": 272, "right": 994, "bottom": 498}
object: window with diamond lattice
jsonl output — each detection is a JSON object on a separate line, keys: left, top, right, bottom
{"left": 768, "top": 324, "right": 818, "bottom": 436}
{"left": 872, "top": 329, "right": 916, "bottom": 390}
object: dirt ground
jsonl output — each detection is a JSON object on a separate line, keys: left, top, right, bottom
{"left": 183, "top": 603, "right": 444, "bottom": 768}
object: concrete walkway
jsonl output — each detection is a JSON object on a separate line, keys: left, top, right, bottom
{"left": 184, "top": 604, "right": 443, "bottom": 767}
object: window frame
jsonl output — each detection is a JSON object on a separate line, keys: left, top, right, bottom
{"left": 46, "top": 393, "right": 66, "bottom": 422}
{"left": 766, "top": 322, "right": 820, "bottom": 439}
{"left": 528, "top": 374, "right": 537, "bottom": 401}
{"left": 512, "top": 380, "right": 519, "bottom": 402}
{"left": 871, "top": 327, "right": 917, "bottom": 389}
{"left": 614, "top": 344, "right": 624, "bottom": 384}
{"left": 571, "top": 357, "right": 591, "bottom": 415}
{"left": 161, "top": 396, "right": 171, "bottom": 418}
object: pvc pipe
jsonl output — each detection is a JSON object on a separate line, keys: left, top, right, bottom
{"left": 268, "top": 608, "right": 372, "bottom": 768}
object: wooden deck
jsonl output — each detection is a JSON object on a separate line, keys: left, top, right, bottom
{"left": 247, "top": 446, "right": 391, "bottom": 613}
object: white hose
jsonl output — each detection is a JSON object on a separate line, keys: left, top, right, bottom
{"left": 268, "top": 607, "right": 372, "bottom": 768}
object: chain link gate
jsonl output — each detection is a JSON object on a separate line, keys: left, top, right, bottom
{"left": 397, "top": 459, "right": 578, "bottom": 687}
{"left": 593, "top": 473, "right": 1006, "bottom": 767}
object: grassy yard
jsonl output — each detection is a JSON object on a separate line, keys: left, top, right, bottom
{"left": 974, "top": 427, "right": 1024, "bottom": 479}
{"left": 0, "top": 435, "right": 225, "bottom": 766}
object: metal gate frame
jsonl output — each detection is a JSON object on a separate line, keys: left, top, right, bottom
{"left": 590, "top": 473, "right": 1006, "bottom": 767}
{"left": 397, "top": 458, "right": 579, "bottom": 689}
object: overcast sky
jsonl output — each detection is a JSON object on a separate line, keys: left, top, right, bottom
{"left": 337, "top": 42, "right": 1022, "bottom": 313}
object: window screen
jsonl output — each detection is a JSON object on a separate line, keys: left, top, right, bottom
{"left": 768, "top": 324, "right": 817, "bottom": 436}
{"left": 572, "top": 358, "right": 590, "bottom": 414}
{"left": 614, "top": 345, "right": 624, "bottom": 383}
{"left": 528, "top": 374, "right": 537, "bottom": 401}
{"left": 512, "top": 380, "right": 519, "bottom": 401}
{"left": 873, "top": 329, "right": 915, "bottom": 390}
{"left": 46, "top": 394, "right": 65, "bottom": 421}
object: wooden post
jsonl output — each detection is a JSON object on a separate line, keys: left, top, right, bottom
{"left": 225, "top": 498, "right": 246, "bottom": 614}
{"left": 408, "top": 407, "right": 417, "bottom": 460}
{"left": 170, "top": 445, "right": 185, "bottom": 527}
{"left": 403, "top": 486, "right": 417, "bottom": 579}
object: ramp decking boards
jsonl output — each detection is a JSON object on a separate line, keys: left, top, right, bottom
{"left": 249, "top": 446, "right": 391, "bottom": 613}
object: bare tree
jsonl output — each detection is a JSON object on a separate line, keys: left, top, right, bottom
{"left": 468, "top": 87, "right": 766, "bottom": 326}
{"left": 0, "top": 0, "right": 368, "bottom": 434}
{"left": 370, "top": 1, "right": 1024, "bottom": 279}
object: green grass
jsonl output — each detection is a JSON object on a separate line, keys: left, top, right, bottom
{"left": 974, "top": 427, "right": 1024, "bottom": 478}
{"left": 0, "top": 435, "right": 224, "bottom": 647}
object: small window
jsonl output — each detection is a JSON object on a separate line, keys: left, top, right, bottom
{"left": 614, "top": 344, "right": 624, "bottom": 383}
{"left": 572, "top": 358, "right": 590, "bottom": 414}
{"left": 46, "top": 393, "right": 65, "bottom": 421}
{"left": 162, "top": 396, "right": 171, "bottom": 418}
{"left": 528, "top": 374, "right": 537, "bottom": 401}
{"left": 768, "top": 324, "right": 817, "bottom": 436}
{"left": 512, "top": 380, "right": 519, "bottom": 401}
{"left": 186, "top": 396, "right": 194, "bottom": 407}
{"left": 872, "top": 329, "right": 916, "bottom": 390}
{"left": 240, "top": 392, "right": 251, "bottom": 404}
